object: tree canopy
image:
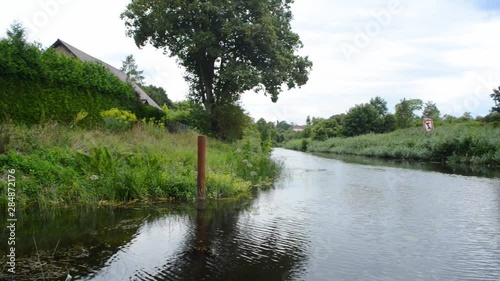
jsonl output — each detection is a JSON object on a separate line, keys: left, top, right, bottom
{"left": 142, "top": 84, "right": 173, "bottom": 109}
{"left": 370, "top": 96, "right": 388, "bottom": 116}
{"left": 276, "top": 120, "right": 292, "bottom": 131}
{"left": 311, "top": 118, "right": 340, "bottom": 141}
{"left": 395, "top": 98, "right": 423, "bottom": 128}
{"left": 342, "top": 103, "right": 380, "bottom": 137}
{"left": 121, "top": 0, "right": 312, "bottom": 137}
{"left": 121, "top": 54, "right": 144, "bottom": 85}
{"left": 422, "top": 101, "right": 440, "bottom": 120}
{"left": 492, "top": 86, "right": 500, "bottom": 113}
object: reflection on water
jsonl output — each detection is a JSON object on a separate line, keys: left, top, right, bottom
{"left": 1, "top": 148, "right": 499, "bottom": 281}
{"left": 0, "top": 206, "right": 185, "bottom": 280}
{"left": 79, "top": 200, "right": 308, "bottom": 281}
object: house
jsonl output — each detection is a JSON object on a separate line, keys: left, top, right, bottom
{"left": 292, "top": 125, "right": 306, "bottom": 132}
{"left": 50, "top": 39, "right": 161, "bottom": 110}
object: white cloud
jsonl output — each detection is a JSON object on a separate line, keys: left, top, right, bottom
{"left": 1, "top": 0, "right": 499, "bottom": 124}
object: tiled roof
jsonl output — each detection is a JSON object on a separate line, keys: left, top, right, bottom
{"left": 51, "top": 39, "right": 162, "bottom": 110}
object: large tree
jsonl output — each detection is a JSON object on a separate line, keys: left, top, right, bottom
{"left": 422, "top": 101, "right": 440, "bottom": 120}
{"left": 311, "top": 119, "right": 340, "bottom": 141}
{"left": 121, "top": 0, "right": 312, "bottom": 135}
{"left": 342, "top": 103, "right": 381, "bottom": 137}
{"left": 395, "top": 98, "right": 423, "bottom": 129}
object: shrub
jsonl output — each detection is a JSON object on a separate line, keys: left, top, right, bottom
{"left": 100, "top": 108, "right": 137, "bottom": 131}
{"left": 301, "top": 138, "right": 309, "bottom": 152}
{"left": 207, "top": 173, "right": 251, "bottom": 199}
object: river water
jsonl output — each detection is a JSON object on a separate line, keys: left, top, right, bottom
{"left": 1, "top": 148, "right": 500, "bottom": 281}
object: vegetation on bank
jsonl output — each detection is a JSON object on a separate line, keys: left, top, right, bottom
{"left": 0, "top": 23, "right": 284, "bottom": 208}
{"left": 255, "top": 93, "right": 500, "bottom": 166}
{"left": 283, "top": 123, "right": 500, "bottom": 165}
{"left": 0, "top": 122, "right": 280, "bottom": 207}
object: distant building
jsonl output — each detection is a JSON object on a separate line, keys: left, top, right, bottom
{"left": 292, "top": 125, "right": 306, "bottom": 132}
{"left": 50, "top": 39, "right": 161, "bottom": 110}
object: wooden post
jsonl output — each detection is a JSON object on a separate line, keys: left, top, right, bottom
{"left": 197, "top": 135, "right": 207, "bottom": 200}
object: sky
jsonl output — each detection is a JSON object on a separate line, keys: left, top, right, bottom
{"left": 1, "top": 0, "right": 500, "bottom": 125}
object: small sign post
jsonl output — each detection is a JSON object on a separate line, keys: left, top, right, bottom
{"left": 197, "top": 135, "right": 207, "bottom": 200}
{"left": 423, "top": 118, "right": 434, "bottom": 132}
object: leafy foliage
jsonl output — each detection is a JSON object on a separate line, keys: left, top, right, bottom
{"left": 121, "top": 0, "right": 312, "bottom": 137}
{"left": 395, "top": 98, "right": 423, "bottom": 129}
{"left": 484, "top": 112, "right": 500, "bottom": 123}
{"left": 380, "top": 114, "right": 397, "bottom": 133}
{"left": 492, "top": 86, "right": 500, "bottom": 113}
{"left": 422, "top": 101, "right": 440, "bottom": 120}
{"left": 142, "top": 84, "right": 174, "bottom": 108}
{"left": 276, "top": 121, "right": 292, "bottom": 131}
{"left": 458, "top": 112, "right": 473, "bottom": 122}
{"left": 212, "top": 104, "right": 252, "bottom": 141}
{"left": 100, "top": 108, "right": 138, "bottom": 131}
{"left": 311, "top": 119, "right": 341, "bottom": 141}
{"left": 0, "top": 23, "right": 164, "bottom": 126}
{"left": 342, "top": 103, "right": 381, "bottom": 137}
{"left": 370, "top": 96, "right": 388, "bottom": 116}
{"left": 120, "top": 54, "right": 144, "bottom": 85}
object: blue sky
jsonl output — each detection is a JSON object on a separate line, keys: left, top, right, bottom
{"left": 1, "top": 0, "right": 500, "bottom": 124}
{"left": 473, "top": 0, "right": 500, "bottom": 10}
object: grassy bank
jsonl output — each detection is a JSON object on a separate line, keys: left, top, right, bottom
{"left": 284, "top": 123, "right": 500, "bottom": 165}
{"left": 0, "top": 122, "right": 280, "bottom": 207}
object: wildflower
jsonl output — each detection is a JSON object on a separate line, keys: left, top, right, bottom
{"left": 250, "top": 171, "right": 257, "bottom": 177}
{"left": 242, "top": 159, "right": 249, "bottom": 165}
{"left": 90, "top": 175, "right": 99, "bottom": 181}
{"left": 236, "top": 148, "right": 242, "bottom": 153}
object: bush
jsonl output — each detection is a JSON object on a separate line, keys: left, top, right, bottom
{"left": 484, "top": 112, "right": 500, "bottom": 124}
{"left": 207, "top": 173, "right": 251, "bottom": 199}
{"left": 283, "top": 139, "right": 302, "bottom": 151}
{"left": 301, "top": 138, "right": 309, "bottom": 152}
{"left": 100, "top": 108, "right": 137, "bottom": 131}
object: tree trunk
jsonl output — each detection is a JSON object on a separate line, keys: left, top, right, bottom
{"left": 198, "top": 57, "right": 223, "bottom": 137}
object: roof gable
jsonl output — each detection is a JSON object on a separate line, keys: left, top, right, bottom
{"left": 51, "top": 39, "right": 162, "bottom": 110}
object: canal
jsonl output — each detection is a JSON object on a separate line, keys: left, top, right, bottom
{"left": 1, "top": 148, "right": 499, "bottom": 280}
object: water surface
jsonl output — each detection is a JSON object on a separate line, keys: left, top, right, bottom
{"left": 1, "top": 148, "right": 499, "bottom": 281}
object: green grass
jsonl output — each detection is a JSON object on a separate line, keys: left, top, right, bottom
{"left": 283, "top": 139, "right": 304, "bottom": 151}
{"left": 284, "top": 123, "right": 500, "bottom": 165}
{"left": 0, "top": 122, "right": 281, "bottom": 207}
